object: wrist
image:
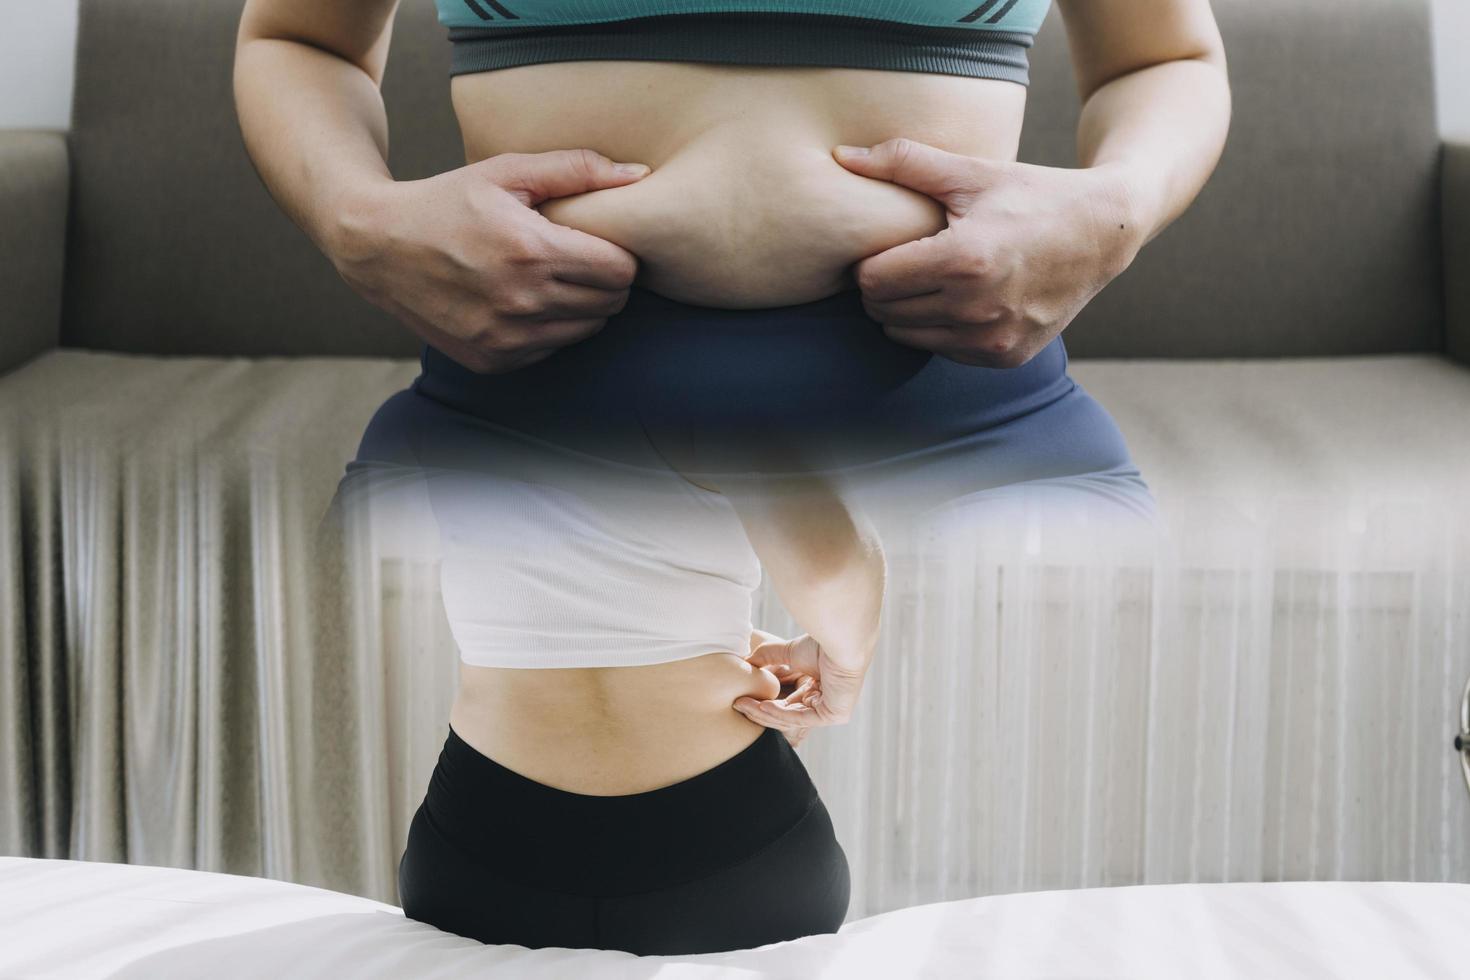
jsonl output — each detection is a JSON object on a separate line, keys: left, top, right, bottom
{"left": 815, "top": 630, "right": 877, "bottom": 676}
{"left": 1088, "top": 159, "right": 1156, "bottom": 274}
{"left": 805, "top": 549, "right": 884, "bottom": 670}
{"left": 320, "top": 174, "right": 399, "bottom": 262}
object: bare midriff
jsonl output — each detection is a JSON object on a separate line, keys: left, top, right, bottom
{"left": 447, "top": 58, "right": 1027, "bottom": 794}
{"left": 454, "top": 60, "right": 1026, "bottom": 308}
{"left": 449, "top": 652, "right": 784, "bottom": 796}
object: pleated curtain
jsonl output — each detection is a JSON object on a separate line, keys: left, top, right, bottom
{"left": 2, "top": 352, "right": 1468, "bottom": 921}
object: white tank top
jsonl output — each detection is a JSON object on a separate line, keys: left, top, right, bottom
{"left": 426, "top": 434, "right": 762, "bottom": 669}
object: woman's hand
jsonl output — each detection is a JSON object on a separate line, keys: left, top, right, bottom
{"left": 326, "top": 149, "right": 654, "bottom": 374}
{"left": 734, "top": 629, "right": 870, "bottom": 748}
{"left": 831, "top": 139, "right": 1145, "bottom": 369}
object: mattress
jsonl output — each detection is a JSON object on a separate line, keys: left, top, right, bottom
{"left": 2, "top": 857, "right": 1467, "bottom": 978}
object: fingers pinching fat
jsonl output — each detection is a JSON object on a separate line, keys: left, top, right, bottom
{"left": 748, "top": 628, "right": 784, "bottom": 656}
{"left": 771, "top": 697, "right": 816, "bottom": 721}
{"left": 747, "top": 632, "right": 822, "bottom": 676}
{"left": 786, "top": 674, "right": 816, "bottom": 703}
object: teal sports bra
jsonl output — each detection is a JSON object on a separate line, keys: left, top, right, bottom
{"left": 433, "top": 1, "right": 1054, "bottom": 85}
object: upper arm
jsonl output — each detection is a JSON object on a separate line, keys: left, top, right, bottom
{"left": 237, "top": 0, "right": 402, "bottom": 87}
{"left": 1054, "top": 0, "right": 1227, "bottom": 101}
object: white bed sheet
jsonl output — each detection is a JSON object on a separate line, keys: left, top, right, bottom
{"left": 2, "top": 857, "right": 1467, "bottom": 979}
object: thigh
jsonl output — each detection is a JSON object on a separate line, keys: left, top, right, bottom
{"left": 594, "top": 794, "right": 851, "bottom": 956}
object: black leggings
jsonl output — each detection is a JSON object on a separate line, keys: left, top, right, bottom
{"left": 397, "top": 723, "right": 851, "bottom": 955}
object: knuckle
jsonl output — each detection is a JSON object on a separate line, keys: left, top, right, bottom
{"left": 504, "top": 232, "right": 549, "bottom": 268}
{"left": 982, "top": 344, "right": 1027, "bottom": 369}
{"left": 460, "top": 350, "right": 495, "bottom": 374}
{"left": 475, "top": 324, "right": 522, "bottom": 358}
{"left": 571, "top": 147, "right": 605, "bottom": 182}
{"left": 887, "top": 137, "right": 917, "bottom": 167}
{"left": 476, "top": 334, "right": 510, "bottom": 358}
{"left": 497, "top": 289, "right": 541, "bottom": 318}
{"left": 985, "top": 331, "right": 1019, "bottom": 355}
{"left": 964, "top": 252, "right": 995, "bottom": 279}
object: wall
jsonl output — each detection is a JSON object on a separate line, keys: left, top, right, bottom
{"left": 1437, "top": 0, "right": 1470, "bottom": 138}
{"left": 0, "top": 0, "right": 77, "bottom": 129}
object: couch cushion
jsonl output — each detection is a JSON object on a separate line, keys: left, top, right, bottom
{"left": 60, "top": 0, "right": 1441, "bottom": 359}
{"left": 1069, "top": 354, "right": 1470, "bottom": 504}
{"left": 0, "top": 350, "right": 419, "bottom": 513}
{"left": 1065, "top": 353, "right": 1470, "bottom": 568}
{"left": 4, "top": 349, "right": 1466, "bottom": 529}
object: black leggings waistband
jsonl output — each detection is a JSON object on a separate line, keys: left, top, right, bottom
{"left": 421, "top": 723, "right": 818, "bottom": 898}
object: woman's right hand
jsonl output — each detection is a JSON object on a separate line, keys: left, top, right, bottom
{"left": 735, "top": 630, "right": 871, "bottom": 746}
{"left": 325, "top": 149, "right": 654, "bottom": 374}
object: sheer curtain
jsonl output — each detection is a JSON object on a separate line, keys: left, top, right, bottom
{"left": 830, "top": 490, "right": 1470, "bottom": 913}
{"left": 3, "top": 382, "right": 1468, "bottom": 920}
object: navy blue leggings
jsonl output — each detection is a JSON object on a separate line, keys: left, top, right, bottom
{"left": 348, "top": 284, "right": 1155, "bottom": 524}
{"left": 398, "top": 723, "right": 849, "bottom": 955}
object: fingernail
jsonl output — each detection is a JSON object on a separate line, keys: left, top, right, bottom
{"left": 616, "top": 162, "right": 651, "bottom": 176}
{"left": 834, "top": 145, "right": 869, "bottom": 158}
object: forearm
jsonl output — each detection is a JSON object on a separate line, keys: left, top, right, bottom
{"left": 727, "top": 478, "right": 886, "bottom": 670}
{"left": 232, "top": 33, "right": 394, "bottom": 256}
{"left": 773, "top": 529, "right": 885, "bottom": 673}
{"left": 1075, "top": 53, "right": 1231, "bottom": 255}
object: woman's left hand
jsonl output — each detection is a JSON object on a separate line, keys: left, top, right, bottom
{"left": 831, "top": 139, "right": 1145, "bottom": 369}
{"left": 741, "top": 629, "right": 819, "bottom": 748}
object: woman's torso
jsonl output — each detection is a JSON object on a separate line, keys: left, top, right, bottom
{"left": 448, "top": 59, "right": 1028, "bottom": 792}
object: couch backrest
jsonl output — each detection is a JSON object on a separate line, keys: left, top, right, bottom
{"left": 60, "top": 0, "right": 1443, "bottom": 358}
{"left": 1026, "top": 0, "right": 1444, "bottom": 358}
{"left": 62, "top": 0, "right": 455, "bottom": 358}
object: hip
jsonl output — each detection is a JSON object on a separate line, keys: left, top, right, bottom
{"left": 398, "top": 719, "right": 850, "bottom": 953}
{"left": 407, "top": 718, "right": 822, "bottom": 899}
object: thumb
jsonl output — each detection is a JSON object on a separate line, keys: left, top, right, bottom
{"left": 832, "top": 137, "right": 992, "bottom": 211}
{"left": 748, "top": 628, "right": 784, "bottom": 656}
{"left": 746, "top": 633, "right": 821, "bottom": 674}
{"left": 482, "top": 147, "right": 652, "bottom": 208}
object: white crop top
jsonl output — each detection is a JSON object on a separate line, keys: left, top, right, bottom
{"left": 427, "top": 442, "right": 762, "bottom": 670}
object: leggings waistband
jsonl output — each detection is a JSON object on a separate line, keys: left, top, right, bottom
{"left": 411, "top": 284, "right": 1073, "bottom": 472}
{"left": 423, "top": 723, "right": 818, "bottom": 897}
